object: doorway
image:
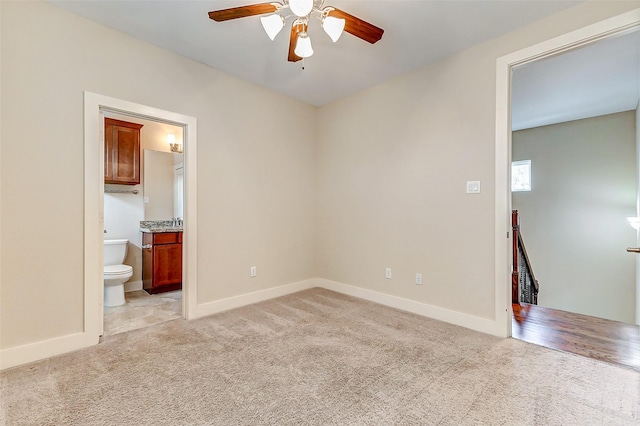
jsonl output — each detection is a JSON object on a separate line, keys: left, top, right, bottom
{"left": 102, "top": 113, "right": 185, "bottom": 335}
{"left": 510, "top": 30, "right": 639, "bottom": 324}
{"left": 84, "top": 92, "right": 198, "bottom": 339}
{"left": 495, "top": 9, "right": 640, "bottom": 337}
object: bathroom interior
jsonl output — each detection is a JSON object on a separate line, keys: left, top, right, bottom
{"left": 103, "top": 112, "right": 184, "bottom": 336}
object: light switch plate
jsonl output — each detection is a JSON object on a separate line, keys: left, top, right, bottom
{"left": 466, "top": 181, "right": 481, "bottom": 194}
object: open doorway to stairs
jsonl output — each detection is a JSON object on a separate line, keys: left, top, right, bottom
{"left": 495, "top": 9, "right": 640, "bottom": 370}
{"left": 83, "top": 92, "right": 198, "bottom": 340}
{"left": 510, "top": 31, "right": 639, "bottom": 326}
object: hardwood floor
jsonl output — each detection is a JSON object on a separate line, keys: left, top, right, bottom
{"left": 512, "top": 303, "right": 640, "bottom": 371}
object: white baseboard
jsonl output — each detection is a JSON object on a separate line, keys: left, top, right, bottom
{"left": 1, "top": 277, "right": 502, "bottom": 371}
{"left": 196, "top": 278, "right": 319, "bottom": 319}
{"left": 316, "top": 279, "right": 503, "bottom": 336}
{"left": 196, "top": 278, "right": 503, "bottom": 335}
{"left": 0, "top": 331, "right": 98, "bottom": 371}
{"left": 124, "top": 280, "right": 143, "bottom": 292}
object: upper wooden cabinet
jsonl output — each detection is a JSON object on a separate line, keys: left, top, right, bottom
{"left": 104, "top": 118, "right": 143, "bottom": 185}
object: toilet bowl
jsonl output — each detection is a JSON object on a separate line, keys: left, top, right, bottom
{"left": 104, "top": 239, "right": 133, "bottom": 307}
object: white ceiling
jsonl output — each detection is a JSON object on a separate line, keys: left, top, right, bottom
{"left": 512, "top": 30, "right": 640, "bottom": 131}
{"left": 48, "top": 1, "right": 638, "bottom": 128}
{"left": 49, "top": 0, "right": 582, "bottom": 106}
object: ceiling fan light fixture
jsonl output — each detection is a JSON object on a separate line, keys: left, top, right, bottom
{"left": 260, "top": 14, "right": 285, "bottom": 40}
{"left": 322, "top": 16, "right": 345, "bottom": 42}
{"left": 289, "top": 0, "right": 313, "bottom": 17}
{"left": 294, "top": 33, "right": 313, "bottom": 58}
{"left": 208, "top": 2, "right": 384, "bottom": 63}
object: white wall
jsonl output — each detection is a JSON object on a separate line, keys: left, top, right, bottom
{"left": 315, "top": 2, "right": 639, "bottom": 322}
{"left": 637, "top": 100, "right": 640, "bottom": 325}
{"left": 513, "top": 112, "right": 636, "bottom": 323}
{"left": 1, "top": 0, "right": 637, "bottom": 362}
{"left": 0, "top": 1, "right": 3, "bottom": 357}
{"left": 0, "top": 1, "right": 317, "bottom": 350}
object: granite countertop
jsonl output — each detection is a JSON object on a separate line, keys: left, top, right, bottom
{"left": 140, "top": 227, "right": 183, "bottom": 233}
{"left": 140, "top": 220, "right": 183, "bottom": 233}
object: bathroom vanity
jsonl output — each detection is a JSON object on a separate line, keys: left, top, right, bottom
{"left": 141, "top": 229, "right": 182, "bottom": 294}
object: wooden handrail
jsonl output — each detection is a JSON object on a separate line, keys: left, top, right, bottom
{"left": 517, "top": 231, "right": 539, "bottom": 294}
{"left": 512, "top": 210, "right": 539, "bottom": 304}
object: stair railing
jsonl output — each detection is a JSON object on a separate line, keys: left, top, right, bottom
{"left": 512, "top": 210, "right": 539, "bottom": 304}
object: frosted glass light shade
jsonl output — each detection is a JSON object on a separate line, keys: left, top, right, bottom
{"left": 289, "top": 0, "right": 313, "bottom": 17}
{"left": 260, "top": 14, "right": 285, "bottom": 40}
{"left": 627, "top": 217, "right": 640, "bottom": 230}
{"left": 322, "top": 16, "right": 345, "bottom": 42}
{"left": 167, "top": 134, "right": 182, "bottom": 153}
{"left": 294, "top": 33, "right": 313, "bottom": 57}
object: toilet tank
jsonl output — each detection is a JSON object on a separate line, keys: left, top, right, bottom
{"left": 104, "top": 239, "right": 129, "bottom": 266}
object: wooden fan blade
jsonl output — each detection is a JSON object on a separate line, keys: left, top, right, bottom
{"left": 328, "top": 8, "right": 384, "bottom": 44}
{"left": 208, "top": 3, "right": 277, "bottom": 22}
{"left": 288, "top": 23, "right": 305, "bottom": 62}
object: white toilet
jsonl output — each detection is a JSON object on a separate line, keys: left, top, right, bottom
{"left": 103, "top": 239, "right": 133, "bottom": 307}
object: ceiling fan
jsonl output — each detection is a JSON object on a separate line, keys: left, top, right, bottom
{"left": 208, "top": 0, "right": 384, "bottom": 62}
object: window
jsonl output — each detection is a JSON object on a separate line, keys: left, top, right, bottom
{"left": 512, "top": 160, "right": 531, "bottom": 192}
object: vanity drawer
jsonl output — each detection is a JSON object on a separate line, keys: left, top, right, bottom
{"left": 153, "top": 232, "right": 182, "bottom": 245}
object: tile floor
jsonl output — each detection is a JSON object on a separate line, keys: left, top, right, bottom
{"left": 103, "top": 290, "right": 182, "bottom": 336}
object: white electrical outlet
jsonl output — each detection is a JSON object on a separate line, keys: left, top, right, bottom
{"left": 250, "top": 266, "right": 257, "bottom": 277}
{"left": 385, "top": 268, "right": 392, "bottom": 279}
{"left": 416, "top": 273, "right": 422, "bottom": 285}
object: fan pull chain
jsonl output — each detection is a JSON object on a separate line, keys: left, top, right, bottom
{"left": 302, "top": 57, "right": 305, "bottom": 70}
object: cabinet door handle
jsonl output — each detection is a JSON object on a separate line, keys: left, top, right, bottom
{"left": 142, "top": 244, "right": 152, "bottom": 249}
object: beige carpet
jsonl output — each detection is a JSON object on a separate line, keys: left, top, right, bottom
{"left": 2, "top": 288, "right": 639, "bottom": 425}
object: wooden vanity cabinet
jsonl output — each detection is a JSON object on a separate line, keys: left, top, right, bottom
{"left": 104, "top": 118, "right": 143, "bottom": 185}
{"left": 142, "top": 232, "right": 182, "bottom": 294}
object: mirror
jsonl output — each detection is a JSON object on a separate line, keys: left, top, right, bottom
{"left": 143, "top": 149, "right": 183, "bottom": 220}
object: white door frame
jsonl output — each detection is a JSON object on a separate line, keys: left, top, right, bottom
{"left": 495, "top": 9, "right": 640, "bottom": 337}
{"left": 84, "top": 92, "right": 198, "bottom": 339}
